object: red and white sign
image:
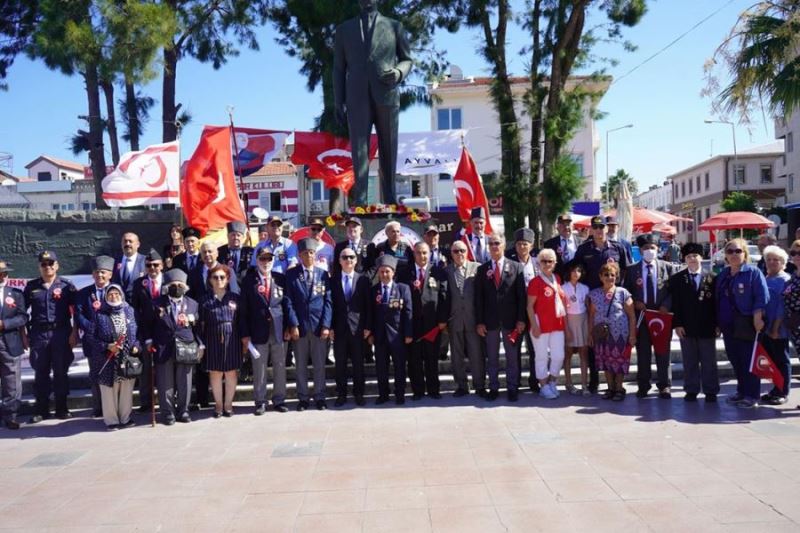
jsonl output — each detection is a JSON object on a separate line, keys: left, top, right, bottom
{"left": 102, "top": 141, "right": 180, "bottom": 207}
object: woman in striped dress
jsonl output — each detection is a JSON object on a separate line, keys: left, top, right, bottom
{"left": 200, "top": 264, "right": 243, "bottom": 418}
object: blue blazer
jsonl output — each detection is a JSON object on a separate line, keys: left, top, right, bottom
{"left": 239, "top": 270, "right": 297, "bottom": 344}
{"left": 369, "top": 282, "right": 413, "bottom": 345}
{"left": 715, "top": 263, "right": 769, "bottom": 317}
{"left": 0, "top": 286, "right": 27, "bottom": 357}
{"left": 112, "top": 254, "right": 146, "bottom": 300}
{"left": 285, "top": 266, "right": 332, "bottom": 337}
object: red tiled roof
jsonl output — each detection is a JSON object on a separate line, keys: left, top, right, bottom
{"left": 249, "top": 162, "right": 297, "bottom": 177}
{"left": 25, "top": 155, "right": 85, "bottom": 172}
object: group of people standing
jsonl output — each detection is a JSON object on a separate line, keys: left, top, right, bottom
{"left": 0, "top": 207, "right": 797, "bottom": 431}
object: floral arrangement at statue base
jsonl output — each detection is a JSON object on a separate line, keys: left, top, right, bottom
{"left": 324, "top": 204, "right": 432, "bottom": 226}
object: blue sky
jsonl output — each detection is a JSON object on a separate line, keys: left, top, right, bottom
{"left": 0, "top": 0, "right": 775, "bottom": 193}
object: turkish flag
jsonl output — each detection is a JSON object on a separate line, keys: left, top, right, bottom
{"left": 182, "top": 125, "right": 246, "bottom": 235}
{"left": 291, "top": 131, "right": 377, "bottom": 194}
{"left": 418, "top": 326, "right": 441, "bottom": 343}
{"left": 644, "top": 309, "right": 673, "bottom": 356}
{"left": 750, "top": 334, "right": 785, "bottom": 391}
{"left": 453, "top": 147, "right": 493, "bottom": 234}
{"left": 232, "top": 127, "right": 290, "bottom": 177}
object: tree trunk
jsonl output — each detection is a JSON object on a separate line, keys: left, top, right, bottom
{"left": 85, "top": 64, "right": 108, "bottom": 209}
{"left": 101, "top": 80, "right": 120, "bottom": 165}
{"left": 162, "top": 44, "right": 178, "bottom": 142}
{"left": 125, "top": 77, "right": 140, "bottom": 151}
{"left": 527, "top": 0, "right": 544, "bottom": 247}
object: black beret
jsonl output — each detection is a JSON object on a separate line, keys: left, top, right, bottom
{"left": 182, "top": 227, "right": 201, "bottom": 239}
{"left": 681, "top": 242, "right": 704, "bottom": 257}
{"left": 636, "top": 234, "right": 657, "bottom": 248}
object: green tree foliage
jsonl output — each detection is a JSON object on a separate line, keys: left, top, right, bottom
{"left": 0, "top": 0, "right": 39, "bottom": 90}
{"left": 600, "top": 168, "right": 638, "bottom": 208}
{"left": 706, "top": 1, "right": 800, "bottom": 122}
{"left": 721, "top": 190, "right": 758, "bottom": 213}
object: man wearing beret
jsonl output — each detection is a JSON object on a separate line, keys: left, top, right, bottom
{"left": 219, "top": 221, "right": 254, "bottom": 282}
{"left": 0, "top": 260, "right": 27, "bottom": 429}
{"left": 285, "top": 238, "right": 333, "bottom": 410}
{"left": 130, "top": 249, "right": 165, "bottom": 414}
{"left": 24, "top": 251, "right": 79, "bottom": 422}
{"left": 172, "top": 227, "right": 203, "bottom": 274}
{"left": 367, "top": 255, "right": 413, "bottom": 405}
{"left": 250, "top": 216, "right": 299, "bottom": 274}
{"left": 666, "top": 242, "right": 719, "bottom": 402}
{"left": 75, "top": 255, "right": 116, "bottom": 417}
{"left": 624, "top": 233, "right": 676, "bottom": 399}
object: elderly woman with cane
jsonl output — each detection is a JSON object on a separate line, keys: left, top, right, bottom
{"left": 87, "top": 284, "right": 141, "bottom": 430}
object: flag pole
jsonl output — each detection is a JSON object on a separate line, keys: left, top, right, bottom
{"left": 176, "top": 118, "right": 186, "bottom": 229}
{"left": 226, "top": 106, "right": 250, "bottom": 224}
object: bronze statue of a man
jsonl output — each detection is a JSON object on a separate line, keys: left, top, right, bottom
{"left": 333, "top": 0, "right": 413, "bottom": 211}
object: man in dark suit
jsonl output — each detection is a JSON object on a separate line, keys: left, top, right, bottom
{"left": 423, "top": 225, "right": 449, "bottom": 269}
{"left": 218, "top": 221, "right": 254, "bottom": 282}
{"left": 332, "top": 216, "right": 373, "bottom": 277}
{"left": 112, "top": 232, "right": 146, "bottom": 301}
{"left": 333, "top": 0, "right": 413, "bottom": 208}
{"left": 0, "top": 260, "right": 27, "bottom": 429}
{"left": 285, "top": 238, "right": 333, "bottom": 411}
{"left": 505, "top": 228, "right": 539, "bottom": 393}
{"left": 623, "top": 233, "right": 677, "bottom": 399}
{"left": 171, "top": 227, "right": 202, "bottom": 274}
{"left": 240, "top": 248, "right": 297, "bottom": 415}
{"left": 475, "top": 233, "right": 527, "bottom": 401}
{"left": 667, "top": 242, "right": 719, "bottom": 402}
{"left": 542, "top": 214, "right": 579, "bottom": 279}
{"left": 75, "top": 255, "right": 115, "bottom": 417}
{"left": 330, "top": 246, "right": 371, "bottom": 407}
{"left": 462, "top": 207, "right": 490, "bottom": 264}
{"left": 130, "top": 249, "right": 164, "bottom": 414}
{"left": 399, "top": 241, "right": 448, "bottom": 400}
{"left": 367, "top": 255, "right": 412, "bottom": 405}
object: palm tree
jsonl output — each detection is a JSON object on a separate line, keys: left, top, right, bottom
{"left": 600, "top": 169, "right": 638, "bottom": 208}
{"left": 714, "top": 2, "right": 800, "bottom": 118}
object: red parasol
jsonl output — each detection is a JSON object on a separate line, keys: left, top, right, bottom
{"left": 697, "top": 211, "right": 775, "bottom": 231}
{"left": 573, "top": 207, "right": 691, "bottom": 233}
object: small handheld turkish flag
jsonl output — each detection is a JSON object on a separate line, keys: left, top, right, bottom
{"left": 418, "top": 326, "right": 441, "bottom": 343}
{"left": 750, "top": 333, "right": 785, "bottom": 391}
{"left": 644, "top": 309, "right": 673, "bottom": 356}
{"left": 507, "top": 328, "right": 524, "bottom": 345}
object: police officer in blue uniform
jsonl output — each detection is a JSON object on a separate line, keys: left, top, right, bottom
{"left": 75, "top": 255, "right": 115, "bottom": 417}
{"left": 24, "top": 251, "right": 79, "bottom": 422}
{"left": 250, "top": 216, "right": 298, "bottom": 274}
{"left": 0, "top": 260, "right": 27, "bottom": 429}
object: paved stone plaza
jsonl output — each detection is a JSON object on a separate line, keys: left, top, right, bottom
{"left": 3, "top": 379, "right": 800, "bottom": 532}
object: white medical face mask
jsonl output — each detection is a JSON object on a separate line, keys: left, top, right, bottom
{"left": 642, "top": 249, "right": 657, "bottom": 263}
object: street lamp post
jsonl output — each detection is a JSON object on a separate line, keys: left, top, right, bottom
{"left": 704, "top": 119, "right": 739, "bottom": 191}
{"left": 605, "top": 124, "right": 634, "bottom": 207}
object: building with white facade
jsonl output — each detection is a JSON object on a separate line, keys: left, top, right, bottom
{"left": 776, "top": 112, "right": 799, "bottom": 208}
{"left": 16, "top": 155, "right": 99, "bottom": 210}
{"left": 668, "top": 141, "right": 784, "bottom": 244}
{"left": 633, "top": 182, "right": 672, "bottom": 212}
{"left": 428, "top": 67, "right": 607, "bottom": 208}
{"left": 243, "top": 162, "right": 301, "bottom": 228}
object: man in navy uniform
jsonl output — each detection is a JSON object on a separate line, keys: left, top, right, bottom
{"left": 367, "top": 255, "right": 412, "bottom": 405}
{"left": 285, "top": 238, "right": 333, "bottom": 411}
{"left": 172, "top": 227, "right": 203, "bottom": 274}
{"left": 250, "top": 216, "right": 298, "bottom": 274}
{"left": 218, "top": 221, "right": 254, "bottom": 282}
{"left": 332, "top": 216, "right": 373, "bottom": 277}
{"left": 112, "top": 232, "right": 145, "bottom": 301}
{"left": 24, "top": 251, "right": 78, "bottom": 422}
{"left": 75, "top": 255, "right": 115, "bottom": 418}
{"left": 399, "top": 241, "right": 448, "bottom": 400}
{"left": 240, "top": 248, "right": 297, "bottom": 415}
{"left": 130, "top": 249, "right": 164, "bottom": 414}
{"left": 624, "top": 233, "right": 676, "bottom": 398}
{"left": 0, "top": 260, "right": 27, "bottom": 429}
{"left": 475, "top": 233, "right": 527, "bottom": 402}
{"left": 330, "top": 245, "right": 371, "bottom": 406}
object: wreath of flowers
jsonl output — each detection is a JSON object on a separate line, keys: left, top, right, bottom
{"left": 344, "top": 204, "right": 432, "bottom": 223}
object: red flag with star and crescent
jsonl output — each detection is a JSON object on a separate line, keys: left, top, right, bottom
{"left": 453, "top": 146, "right": 493, "bottom": 234}
{"left": 750, "top": 333, "right": 785, "bottom": 390}
{"left": 181, "top": 125, "right": 246, "bottom": 235}
{"left": 291, "top": 132, "right": 377, "bottom": 194}
{"left": 644, "top": 309, "right": 673, "bottom": 356}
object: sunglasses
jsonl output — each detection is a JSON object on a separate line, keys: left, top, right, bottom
{"left": 591, "top": 225, "right": 605, "bottom": 229}
{"left": 488, "top": 242, "right": 502, "bottom": 246}
{"left": 40, "top": 261, "right": 55, "bottom": 267}
{"left": 146, "top": 263, "right": 161, "bottom": 268}
{"left": 258, "top": 256, "right": 274, "bottom": 262}
{"left": 310, "top": 227, "right": 322, "bottom": 232}
{"left": 725, "top": 249, "right": 743, "bottom": 255}
{"left": 540, "top": 259, "right": 555, "bottom": 264}
{"left": 451, "top": 249, "right": 466, "bottom": 254}
{"left": 602, "top": 273, "right": 617, "bottom": 278}
{"left": 210, "top": 275, "right": 227, "bottom": 281}
{"left": 341, "top": 255, "right": 356, "bottom": 260}
{"left": 790, "top": 251, "right": 800, "bottom": 257}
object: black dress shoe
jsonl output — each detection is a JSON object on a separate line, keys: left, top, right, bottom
{"left": 223, "top": 410, "right": 233, "bottom": 417}
{"left": 296, "top": 400, "right": 309, "bottom": 412}
{"left": 254, "top": 404, "right": 266, "bottom": 416}
{"left": 335, "top": 396, "right": 347, "bottom": 407}
{"left": 658, "top": 388, "right": 672, "bottom": 399}
{"left": 636, "top": 388, "right": 650, "bottom": 398}
{"left": 274, "top": 404, "right": 289, "bottom": 413}
{"left": 487, "top": 389, "right": 499, "bottom": 401}
{"left": 453, "top": 388, "right": 468, "bottom": 398}
{"left": 178, "top": 412, "right": 191, "bottom": 423}
{"left": 429, "top": 392, "right": 442, "bottom": 400}
{"left": 93, "top": 409, "right": 104, "bottom": 418}
{"left": 213, "top": 411, "right": 222, "bottom": 419}
{"left": 5, "top": 419, "right": 20, "bottom": 430}
{"left": 375, "top": 395, "right": 389, "bottom": 405}
{"left": 508, "top": 390, "right": 519, "bottom": 402}
{"left": 316, "top": 400, "right": 327, "bottom": 410}
{"left": 55, "top": 411, "right": 73, "bottom": 420}
{"left": 137, "top": 405, "right": 151, "bottom": 414}
{"left": 355, "top": 396, "right": 366, "bottom": 406}
{"left": 122, "top": 419, "right": 136, "bottom": 428}
{"left": 476, "top": 389, "right": 487, "bottom": 399}
{"left": 395, "top": 396, "right": 405, "bottom": 405}
{"left": 106, "top": 424, "right": 119, "bottom": 431}
{"left": 412, "top": 393, "right": 423, "bottom": 401}
{"left": 163, "top": 418, "right": 176, "bottom": 426}
{"left": 684, "top": 393, "right": 698, "bottom": 402}
{"left": 199, "top": 402, "right": 211, "bottom": 409}
{"left": 188, "top": 404, "right": 200, "bottom": 412}
{"left": 705, "top": 394, "right": 717, "bottom": 403}
{"left": 529, "top": 382, "right": 540, "bottom": 394}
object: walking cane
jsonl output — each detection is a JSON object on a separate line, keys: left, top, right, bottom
{"left": 98, "top": 334, "right": 126, "bottom": 375}
{"left": 149, "top": 347, "right": 156, "bottom": 427}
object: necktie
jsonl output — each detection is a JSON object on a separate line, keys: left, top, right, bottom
{"left": 494, "top": 261, "right": 501, "bottom": 288}
{"left": 97, "top": 288, "right": 104, "bottom": 301}
{"left": 122, "top": 258, "right": 130, "bottom": 285}
{"left": 692, "top": 273, "right": 700, "bottom": 291}
{"left": 561, "top": 238, "right": 567, "bottom": 258}
{"left": 188, "top": 255, "right": 195, "bottom": 271}
{"left": 456, "top": 267, "right": 465, "bottom": 292}
{"left": 232, "top": 250, "right": 239, "bottom": 270}
{"left": 343, "top": 274, "right": 352, "bottom": 302}
{"left": 418, "top": 267, "right": 424, "bottom": 289}
{"left": 263, "top": 276, "right": 270, "bottom": 299}
{"left": 306, "top": 269, "right": 313, "bottom": 290}
{"left": 150, "top": 280, "right": 159, "bottom": 299}
{"left": 382, "top": 284, "right": 389, "bottom": 304}
{"left": 475, "top": 238, "right": 483, "bottom": 262}
{"left": 646, "top": 264, "right": 656, "bottom": 306}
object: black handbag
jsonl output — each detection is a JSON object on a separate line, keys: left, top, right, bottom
{"left": 174, "top": 337, "right": 202, "bottom": 364}
{"left": 118, "top": 355, "right": 143, "bottom": 378}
